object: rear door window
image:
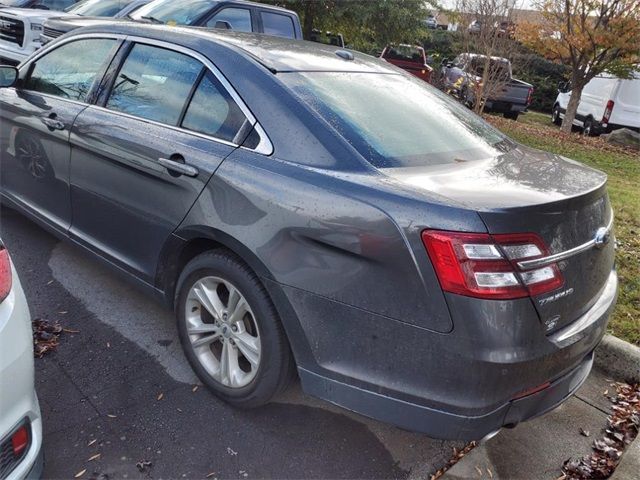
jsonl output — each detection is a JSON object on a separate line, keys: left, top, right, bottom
{"left": 105, "top": 43, "right": 203, "bottom": 125}
{"left": 206, "top": 7, "right": 252, "bottom": 32}
{"left": 260, "top": 11, "right": 295, "bottom": 38}
{"left": 181, "top": 71, "right": 248, "bottom": 143}
{"left": 24, "top": 38, "right": 117, "bottom": 101}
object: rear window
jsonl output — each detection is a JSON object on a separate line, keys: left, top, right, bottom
{"left": 279, "top": 71, "right": 511, "bottom": 168}
{"left": 383, "top": 45, "right": 424, "bottom": 62}
{"left": 260, "top": 12, "right": 295, "bottom": 38}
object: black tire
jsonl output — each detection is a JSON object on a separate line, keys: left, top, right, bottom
{"left": 175, "top": 249, "right": 295, "bottom": 408}
{"left": 552, "top": 105, "right": 562, "bottom": 126}
{"left": 503, "top": 111, "right": 519, "bottom": 121}
{"left": 582, "top": 117, "right": 596, "bottom": 137}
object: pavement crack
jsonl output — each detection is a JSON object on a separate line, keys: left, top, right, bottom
{"left": 575, "top": 393, "right": 611, "bottom": 415}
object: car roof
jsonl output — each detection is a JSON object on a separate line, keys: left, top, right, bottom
{"left": 71, "top": 22, "right": 396, "bottom": 74}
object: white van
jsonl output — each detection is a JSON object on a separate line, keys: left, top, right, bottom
{"left": 552, "top": 72, "right": 640, "bottom": 136}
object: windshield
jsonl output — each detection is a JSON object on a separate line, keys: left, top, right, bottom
{"left": 130, "top": 0, "right": 212, "bottom": 24}
{"left": 279, "top": 71, "right": 512, "bottom": 168}
{"left": 67, "top": 0, "right": 133, "bottom": 16}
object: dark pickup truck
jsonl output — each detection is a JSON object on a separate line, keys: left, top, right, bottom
{"left": 41, "top": 0, "right": 302, "bottom": 43}
{"left": 441, "top": 53, "right": 533, "bottom": 120}
{"left": 380, "top": 44, "right": 433, "bottom": 84}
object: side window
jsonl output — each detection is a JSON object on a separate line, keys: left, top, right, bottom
{"left": 260, "top": 12, "right": 295, "bottom": 38}
{"left": 182, "top": 71, "right": 248, "bottom": 143}
{"left": 106, "top": 43, "right": 203, "bottom": 125}
{"left": 206, "top": 7, "right": 252, "bottom": 32}
{"left": 24, "top": 38, "right": 116, "bottom": 101}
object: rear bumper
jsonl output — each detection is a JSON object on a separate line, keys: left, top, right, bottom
{"left": 277, "top": 270, "right": 617, "bottom": 440}
{"left": 484, "top": 100, "right": 527, "bottom": 113}
{"left": 300, "top": 350, "right": 593, "bottom": 440}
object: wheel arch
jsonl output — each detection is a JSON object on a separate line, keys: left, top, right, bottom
{"left": 156, "top": 226, "right": 275, "bottom": 309}
{"left": 157, "top": 226, "right": 314, "bottom": 372}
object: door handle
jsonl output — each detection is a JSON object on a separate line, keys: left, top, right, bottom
{"left": 40, "top": 115, "right": 65, "bottom": 131}
{"left": 158, "top": 157, "right": 199, "bottom": 178}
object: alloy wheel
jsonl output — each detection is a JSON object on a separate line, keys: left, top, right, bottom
{"left": 17, "top": 137, "right": 47, "bottom": 179}
{"left": 185, "top": 276, "right": 261, "bottom": 388}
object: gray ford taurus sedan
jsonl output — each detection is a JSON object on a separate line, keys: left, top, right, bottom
{"left": 0, "top": 24, "right": 617, "bottom": 440}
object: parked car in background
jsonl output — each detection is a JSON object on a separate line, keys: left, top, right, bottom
{"left": 441, "top": 53, "right": 533, "bottom": 120}
{"left": 424, "top": 15, "right": 437, "bottom": 29}
{"left": 41, "top": 0, "right": 150, "bottom": 44}
{"left": 381, "top": 44, "right": 433, "bottom": 83}
{"left": 0, "top": 0, "right": 80, "bottom": 64}
{"left": 129, "top": 0, "right": 302, "bottom": 38}
{"left": 552, "top": 72, "right": 640, "bottom": 136}
{"left": 43, "top": 0, "right": 303, "bottom": 41}
{"left": 0, "top": 239, "right": 43, "bottom": 480}
{"left": 0, "top": 24, "right": 618, "bottom": 441}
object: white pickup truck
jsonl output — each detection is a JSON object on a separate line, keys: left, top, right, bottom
{"left": 0, "top": 1, "right": 78, "bottom": 65}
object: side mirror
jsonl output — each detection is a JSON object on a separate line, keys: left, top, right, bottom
{"left": 214, "top": 20, "right": 232, "bottom": 30}
{"left": 0, "top": 66, "right": 18, "bottom": 88}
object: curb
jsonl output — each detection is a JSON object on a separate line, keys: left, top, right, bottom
{"left": 594, "top": 334, "right": 640, "bottom": 384}
{"left": 610, "top": 433, "right": 640, "bottom": 480}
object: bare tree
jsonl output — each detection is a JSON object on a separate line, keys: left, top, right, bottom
{"left": 448, "top": 0, "right": 528, "bottom": 115}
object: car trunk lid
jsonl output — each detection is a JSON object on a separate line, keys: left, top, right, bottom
{"left": 382, "top": 146, "right": 615, "bottom": 333}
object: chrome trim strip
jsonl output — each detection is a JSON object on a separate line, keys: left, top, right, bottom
{"left": 549, "top": 271, "right": 617, "bottom": 344}
{"left": 517, "top": 212, "right": 614, "bottom": 271}
{"left": 17, "top": 32, "right": 274, "bottom": 156}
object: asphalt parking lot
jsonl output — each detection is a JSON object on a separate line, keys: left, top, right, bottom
{"left": 0, "top": 206, "right": 463, "bottom": 479}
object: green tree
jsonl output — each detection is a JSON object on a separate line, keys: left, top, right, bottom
{"left": 265, "top": 0, "right": 428, "bottom": 52}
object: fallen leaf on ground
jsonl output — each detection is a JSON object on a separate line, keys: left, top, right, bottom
{"left": 87, "top": 453, "right": 101, "bottom": 462}
{"left": 579, "top": 428, "right": 590, "bottom": 437}
{"left": 206, "top": 473, "right": 216, "bottom": 478}
{"left": 136, "top": 461, "right": 152, "bottom": 472}
{"left": 106, "top": 414, "right": 117, "bottom": 419}
{"left": 562, "top": 382, "right": 640, "bottom": 479}
{"left": 74, "top": 469, "right": 87, "bottom": 478}
{"left": 32, "top": 318, "right": 64, "bottom": 358}
{"left": 157, "top": 393, "right": 164, "bottom": 401}
{"left": 192, "top": 385, "right": 199, "bottom": 392}
{"left": 87, "top": 439, "right": 97, "bottom": 447}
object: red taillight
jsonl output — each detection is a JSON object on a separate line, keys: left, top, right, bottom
{"left": 526, "top": 87, "right": 534, "bottom": 106}
{"left": 602, "top": 100, "right": 614, "bottom": 124}
{"left": 0, "top": 247, "right": 12, "bottom": 302}
{"left": 421, "top": 230, "right": 564, "bottom": 300}
{"left": 11, "top": 425, "right": 29, "bottom": 457}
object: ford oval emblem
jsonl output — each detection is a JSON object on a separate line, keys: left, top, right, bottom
{"left": 594, "top": 227, "right": 611, "bottom": 249}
